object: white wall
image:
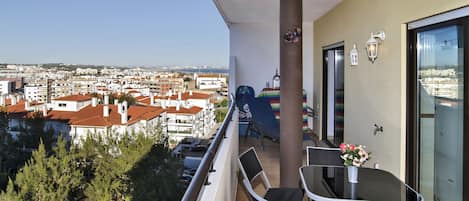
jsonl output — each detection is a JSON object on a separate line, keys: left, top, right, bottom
{"left": 51, "top": 100, "right": 91, "bottom": 112}
{"left": 303, "top": 22, "right": 315, "bottom": 128}
{"left": 229, "top": 21, "right": 315, "bottom": 128}
{"left": 230, "top": 23, "right": 279, "bottom": 95}
{"left": 0, "top": 81, "right": 13, "bottom": 95}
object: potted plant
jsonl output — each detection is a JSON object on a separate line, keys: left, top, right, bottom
{"left": 339, "top": 143, "right": 371, "bottom": 183}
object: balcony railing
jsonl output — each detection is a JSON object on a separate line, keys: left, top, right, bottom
{"left": 181, "top": 94, "right": 237, "bottom": 201}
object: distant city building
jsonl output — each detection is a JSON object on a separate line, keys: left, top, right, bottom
{"left": 147, "top": 74, "right": 185, "bottom": 95}
{"left": 0, "top": 79, "right": 16, "bottom": 95}
{"left": 0, "top": 65, "right": 226, "bottom": 146}
{"left": 194, "top": 73, "right": 227, "bottom": 90}
{"left": 51, "top": 80, "right": 73, "bottom": 99}
{"left": 24, "top": 79, "right": 52, "bottom": 103}
{"left": 76, "top": 68, "right": 98, "bottom": 75}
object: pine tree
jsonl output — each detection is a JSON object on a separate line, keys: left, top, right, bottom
{"left": 12, "top": 138, "right": 83, "bottom": 201}
{"left": 128, "top": 144, "right": 184, "bottom": 201}
{"left": 0, "top": 178, "right": 20, "bottom": 201}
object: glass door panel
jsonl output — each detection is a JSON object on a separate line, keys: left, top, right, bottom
{"left": 417, "top": 25, "right": 463, "bottom": 201}
{"left": 323, "top": 46, "right": 344, "bottom": 146}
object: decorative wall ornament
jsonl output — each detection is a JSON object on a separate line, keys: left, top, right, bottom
{"left": 283, "top": 27, "right": 302, "bottom": 43}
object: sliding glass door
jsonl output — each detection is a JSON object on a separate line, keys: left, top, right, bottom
{"left": 408, "top": 15, "right": 468, "bottom": 201}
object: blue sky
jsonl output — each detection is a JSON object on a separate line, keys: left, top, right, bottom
{"left": 0, "top": 1, "right": 229, "bottom": 67}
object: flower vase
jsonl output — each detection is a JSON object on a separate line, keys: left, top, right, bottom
{"left": 347, "top": 166, "right": 358, "bottom": 183}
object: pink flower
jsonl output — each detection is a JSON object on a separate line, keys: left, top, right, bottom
{"left": 350, "top": 145, "right": 356, "bottom": 151}
{"left": 339, "top": 143, "right": 346, "bottom": 152}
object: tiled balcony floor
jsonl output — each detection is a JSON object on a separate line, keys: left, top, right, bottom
{"left": 236, "top": 135, "right": 321, "bottom": 201}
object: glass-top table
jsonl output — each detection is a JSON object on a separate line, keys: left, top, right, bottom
{"left": 299, "top": 166, "right": 424, "bottom": 201}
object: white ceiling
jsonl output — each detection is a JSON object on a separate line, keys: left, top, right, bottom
{"left": 213, "top": 0, "right": 342, "bottom": 24}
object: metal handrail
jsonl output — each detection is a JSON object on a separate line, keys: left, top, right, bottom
{"left": 181, "top": 94, "right": 236, "bottom": 201}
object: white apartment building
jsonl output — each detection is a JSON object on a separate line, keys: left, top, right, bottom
{"left": 0, "top": 80, "right": 15, "bottom": 95}
{"left": 3, "top": 93, "right": 166, "bottom": 145}
{"left": 71, "top": 79, "right": 97, "bottom": 95}
{"left": 76, "top": 68, "right": 98, "bottom": 75}
{"left": 165, "top": 106, "right": 204, "bottom": 146}
{"left": 194, "top": 73, "right": 227, "bottom": 90}
{"left": 24, "top": 82, "right": 49, "bottom": 103}
{"left": 137, "top": 91, "right": 216, "bottom": 136}
{"left": 51, "top": 94, "right": 92, "bottom": 112}
{"left": 51, "top": 80, "right": 72, "bottom": 99}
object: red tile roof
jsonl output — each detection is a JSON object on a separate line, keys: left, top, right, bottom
{"left": 154, "top": 92, "right": 211, "bottom": 101}
{"left": 46, "top": 104, "right": 165, "bottom": 127}
{"left": 127, "top": 90, "right": 140, "bottom": 93}
{"left": 53, "top": 94, "right": 92, "bottom": 102}
{"left": 5, "top": 100, "right": 41, "bottom": 119}
{"left": 164, "top": 106, "right": 203, "bottom": 115}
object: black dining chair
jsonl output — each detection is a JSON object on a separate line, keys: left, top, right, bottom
{"left": 238, "top": 147, "right": 303, "bottom": 201}
{"left": 306, "top": 146, "right": 344, "bottom": 166}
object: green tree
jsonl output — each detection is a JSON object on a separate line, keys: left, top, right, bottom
{"left": 215, "top": 108, "right": 228, "bottom": 123}
{"left": 0, "top": 125, "right": 184, "bottom": 201}
{"left": 5, "top": 137, "right": 83, "bottom": 201}
{"left": 128, "top": 144, "right": 184, "bottom": 201}
{"left": 220, "top": 99, "right": 228, "bottom": 107}
{"left": 0, "top": 108, "right": 15, "bottom": 189}
{"left": 118, "top": 94, "right": 137, "bottom": 106}
{"left": 0, "top": 179, "right": 20, "bottom": 201}
{"left": 80, "top": 133, "right": 157, "bottom": 201}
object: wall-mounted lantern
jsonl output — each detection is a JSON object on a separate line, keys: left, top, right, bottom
{"left": 350, "top": 44, "right": 359, "bottom": 66}
{"left": 366, "top": 31, "right": 385, "bottom": 63}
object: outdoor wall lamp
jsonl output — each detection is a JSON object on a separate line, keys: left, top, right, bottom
{"left": 366, "top": 31, "right": 385, "bottom": 63}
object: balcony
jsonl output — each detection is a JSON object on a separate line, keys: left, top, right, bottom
{"left": 180, "top": 95, "right": 321, "bottom": 201}
{"left": 178, "top": 1, "right": 468, "bottom": 201}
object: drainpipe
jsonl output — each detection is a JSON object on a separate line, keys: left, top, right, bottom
{"left": 280, "top": 0, "right": 303, "bottom": 188}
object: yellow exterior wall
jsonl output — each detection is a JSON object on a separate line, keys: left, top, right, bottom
{"left": 313, "top": 1, "right": 468, "bottom": 179}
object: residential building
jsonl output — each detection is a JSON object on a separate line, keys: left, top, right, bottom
{"left": 70, "top": 78, "right": 97, "bottom": 95}
{"left": 0, "top": 79, "right": 15, "bottom": 95}
{"left": 146, "top": 73, "right": 185, "bottom": 95}
{"left": 165, "top": 106, "right": 204, "bottom": 146}
{"left": 24, "top": 79, "right": 52, "bottom": 103}
{"left": 51, "top": 80, "right": 73, "bottom": 99}
{"left": 51, "top": 94, "right": 92, "bottom": 112}
{"left": 194, "top": 73, "right": 227, "bottom": 90}
{"left": 76, "top": 68, "right": 98, "bottom": 75}
{"left": 5, "top": 94, "right": 167, "bottom": 145}
{"left": 137, "top": 91, "right": 216, "bottom": 136}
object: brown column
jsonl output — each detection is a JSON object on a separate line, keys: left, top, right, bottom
{"left": 279, "top": 0, "right": 303, "bottom": 188}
